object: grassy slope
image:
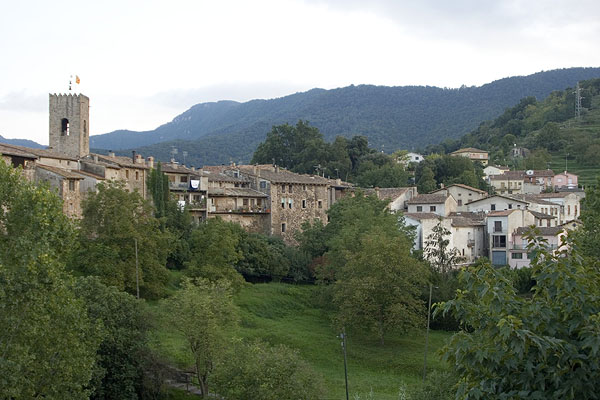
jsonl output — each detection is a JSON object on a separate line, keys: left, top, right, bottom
{"left": 151, "top": 282, "right": 452, "bottom": 399}
{"left": 548, "top": 96, "right": 600, "bottom": 187}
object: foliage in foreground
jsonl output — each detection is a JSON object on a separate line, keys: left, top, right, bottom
{"left": 213, "top": 340, "right": 325, "bottom": 400}
{"left": 0, "top": 162, "right": 101, "bottom": 399}
{"left": 439, "top": 232, "right": 600, "bottom": 399}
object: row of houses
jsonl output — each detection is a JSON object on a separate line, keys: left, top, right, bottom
{"left": 402, "top": 183, "right": 582, "bottom": 268}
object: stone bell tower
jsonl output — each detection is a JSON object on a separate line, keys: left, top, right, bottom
{"left": 49, "top": 93, "right": 90, "bottom": 158}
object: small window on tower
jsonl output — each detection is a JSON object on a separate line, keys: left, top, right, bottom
{"left": 83, "top": 120, "right": 87, "bottom": 135}
{"left": 61, "top": 118, "right": 70, "bottom": 136}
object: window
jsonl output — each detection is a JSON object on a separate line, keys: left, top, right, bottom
{"left": 302, "top": 199, "right": 307, "bottom": 208}
{"left": 511, "top": 252, "right": 523, "bottom": 259}
{"left": 68, "top": 180, "right": 75, "bottom": 191}
{"left": 180, "top": 176, "right": 188, "bottom": 183}
{"left": 318, "top": 200, "right": 322, "bottom": 209}
{"left": 260, "top": 181, "right": 266, "bottom": 189}
{"left": 288, "top": 185, "right": 293, "bottom": 193}
{"left": 61, "top": 118, "right": 69, "bottom": 136}
{"left": 281, "top": 223, "right": 286, "bottom": 233}
{"left": 288, "top": 198, "right": 293, "bottom": 209}
{"left": 575, "top": 205, "right": 578, "bottom": 215}
{"left": 125, "top": 170, "right": 129, "bottom": 179}
{"left": 282, "top": 185, "right": 286, "bottom": 193}
{"left": 136, "top": 171, "right": 139, "bottom": 180}
{"left": 416, "top": 206, "right": 423, "bottom": 212}
{"left": 429, "top": 205, "right": 436, "bottom": 212}
{"left": 492, "top": 235, "right": 506, "bottom": 248}
{"left": 243, "top": 198, "right": 248, "bottom": 206}
{"left": 508, "top": 203, "right": 512, "bottom": 209}
{"left": 494, "top": 221, "right": 502, "bottom": 232}
{"left": 83, "top": 120, "right": 87, "bottom": 135}
{"left": 303, "top": 185, "right": 307, "bottom": 191}
{"left": 457, "top": 200, "right": 462, "bottom": 206}
{"left": 568, "top": 205, "right": 571, "bottom": 215}
{"left": 491, "top": 204, "right": 496, "bottom": 211}
{"left": 281, "top": 197, "right": 286, "bottom": 209}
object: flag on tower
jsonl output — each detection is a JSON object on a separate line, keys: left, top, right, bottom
{"left": 75, "top": 75, "right": 80, "bottom": 84}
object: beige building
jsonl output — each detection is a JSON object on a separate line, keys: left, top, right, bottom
{"left": 431, "top": 183, "right": 488, "bottom": 209}
{"left": 487, "top": 209, "right": 536, "bottom": 265}
{"left": 364, "top": 187, "right": 417, "bottom": 212}
{"left": 450, "top": 147, "right": 489, "bottom": 166}
{"left": 406, "top": 193, "right": 457, "bottom": 217}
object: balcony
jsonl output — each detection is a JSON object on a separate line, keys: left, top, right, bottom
{"left": 210, "top": 206, "right": 270, "bottom": 214}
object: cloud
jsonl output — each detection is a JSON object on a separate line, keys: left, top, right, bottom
{"left": 0, "top": 91, "right": 46, "bottom": 112}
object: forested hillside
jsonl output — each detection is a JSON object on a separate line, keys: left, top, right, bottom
{"left": 91, "top": 68, "right": 600, "bottom": 166}
{"left": 432, "top": 78, "right": 600, "bottom": 186}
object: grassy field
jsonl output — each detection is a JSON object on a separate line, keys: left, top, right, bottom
{"left": 151, "top": 282, "right": 453, "bottom": 400}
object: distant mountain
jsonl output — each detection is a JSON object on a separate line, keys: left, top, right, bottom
{"left": 92, "top": 67, "right": 600, "bottom": 166}
{"left": 0, "top": 135, "right": 45, "bottom": 149}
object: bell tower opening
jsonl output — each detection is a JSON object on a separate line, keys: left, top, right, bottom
{"left": 61, "top": 118, "right": 70, "bottom": 136}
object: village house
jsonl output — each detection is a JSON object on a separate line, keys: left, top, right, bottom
{"left": 406, "top": 193, "right": 457, "bottom": 217}
{"left": 534, "top": 192, "right": 581, "bottom": 224}
{"left": 483, "top": 164, "right": 510, "bottom": 181}
{"left": 430, "top": 183, "right": 488, "bottom": 209}
{"left": 364, "top": 187, "right": 417, "bottom": 212}
{"left": 466, "top": 194, "right": 528, "bottom": 213}
{"left": 228, "top": 165, "right": 334, "bottom": 243}
{"left": 448, "top": 212, "right": 487, "bottom": 262}
{"left": 160, "top": 161, "right": 209, "bottom": 223}
{"left": 487, "top": 209, "right": 536, "bottom": 265}
{"left": 553, "top": 171, "right": 578, "bottom": 189}
{"left": 403, "top": 213, "right": 446, "bottom": 252}
{"left": 450, "top": 147, "right": 489, "bottom": 166}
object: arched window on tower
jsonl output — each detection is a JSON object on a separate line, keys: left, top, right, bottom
{"left": 61, "top": 118, "right": 70, "bottom": 136}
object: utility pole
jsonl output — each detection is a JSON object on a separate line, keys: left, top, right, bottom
{"left": 423, "top": 283, "right": 433, "bottom": 382}
{"left": 135, "top": 238, "right": 140, "bottom": 299}
{"left": 575, "top": 82, "right": 582, "bottom": 119}
{"left": 340, "top": 329, "right": 349, "bottom": 400}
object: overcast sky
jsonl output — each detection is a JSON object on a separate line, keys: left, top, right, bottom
{"left": 1, "top": 0, "right": 599, "bottom": 145}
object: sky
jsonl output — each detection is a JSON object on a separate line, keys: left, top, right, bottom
{"left": 1, "top": 0, "right": 599, "bottom": 145}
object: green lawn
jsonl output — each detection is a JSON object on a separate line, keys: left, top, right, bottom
{"left": 151, "top": 282, "right": 453, "bottom": 400}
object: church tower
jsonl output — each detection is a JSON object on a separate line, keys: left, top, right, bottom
{"left": 49, "top": 93, "right": 90, "bottom": 158}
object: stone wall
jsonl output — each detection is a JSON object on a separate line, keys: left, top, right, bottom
{"left": 207, "top": 213, "right": 270, "bottom": 235}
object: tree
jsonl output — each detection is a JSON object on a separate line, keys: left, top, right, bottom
{"left": 424, "top": 219, "right": 466, "bottom": 274}
{"left": 332, "top": 226, "right": 428, "bottom": 344}
{"left": 147, "top": 162, "right": 170, "bottom": 219}
{"left": 577, "top": 177, "right": 600, "bottom": 261}
{"left": 72, "top": 181, "right": 171, "bottom": 299}
{"left": 0, "top": 162, "right": 101, "bottom": 399}
{"left": 438, "top": 232, "right": 600, "bottom": 399}
{"left": 213, "top": 340, "right": 325, "bottom": 400}
{"left": 417, "top": 165, "right": 437, "bottom": 193}
{"left": 186, "top": 218, "right": 246, "bottom": 291}
{"left": 73, "top": 277, "right": 149, "bottom": 400}
{"left": 163, "top": 278, "right": 239, "bottom": 397}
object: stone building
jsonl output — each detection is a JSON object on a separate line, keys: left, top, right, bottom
{"left": 232, "top": 165, "right": 332, "bottom": 243}
{"left": 34, "top": 165, "right": 84, "bottom": 218}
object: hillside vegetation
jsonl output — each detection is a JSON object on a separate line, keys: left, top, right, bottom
{"left": 90, "top": 68, "right": 600, "bottom": 166}
{"left": 152, "top": 282, "right": 452, "bottom": 400}
{"left": 433, "top": 78, "right": 600, "bottom": 186}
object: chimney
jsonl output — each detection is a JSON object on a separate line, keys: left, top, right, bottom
{"left": 132, "top": 150, "right": 136, "bottom": 163}
{"left": 253, "top": 164, "right": 258, "bottom": 175}
{"left": 146, "top": 156, "right": 154, "bottom": 169}
{"left": 336, "top": 178, "right": 342, "bottom": 185}
{"left": 275, "top": 165, "right": 279, "bottom": 173}
{"left": 135, "top": 154, "right": 144, "bottom": 164}
{"left": 108, "top": 150, "right": 115, "bottom": 158}
{"left": 375, "top": 187, "right": 380, "bottom": 198}
{"left": 93, "top": 155, "right": 98, "bottom": 163}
